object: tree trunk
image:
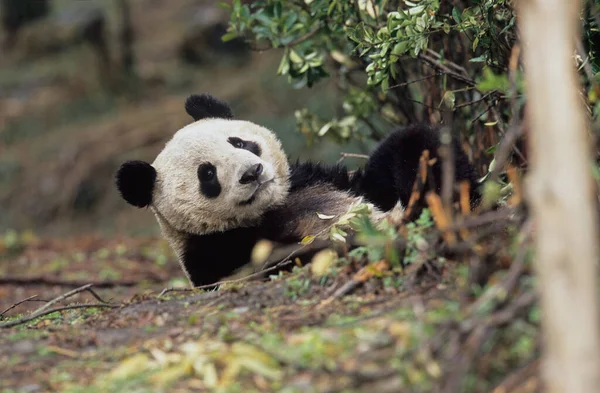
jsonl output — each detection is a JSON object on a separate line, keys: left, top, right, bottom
{"left": 517, "top": 1, "right": 600, "bottom": 392}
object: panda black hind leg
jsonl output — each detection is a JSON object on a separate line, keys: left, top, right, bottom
{"left": 352, "top": 124, "right": 480, "bottom": 215}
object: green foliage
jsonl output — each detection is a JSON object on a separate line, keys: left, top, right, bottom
{"left": 284, "top": 269, "right": 312, "bottom": 300}
{"left": 403, "top": 208, "right": 434, "bottom": 265}
{"left": 226, "top": 0, "right": 518, "bottom": 145}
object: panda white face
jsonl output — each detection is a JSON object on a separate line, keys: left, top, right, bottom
{"left": 150, "top": 118, "right": 290, "bottom": 234}
{"left": 116, "top": 93, "right": 291, "bottom": 236}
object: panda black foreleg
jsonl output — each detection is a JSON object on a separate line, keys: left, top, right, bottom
{"left": 181, "top": 227, "right": 260, "bottom": 287}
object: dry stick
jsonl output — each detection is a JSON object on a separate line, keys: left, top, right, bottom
{"left": 443, "top": 291, "right": 537, "bottom": 393}
{"left": 446, "top": 207, "right": 518, "bottom": 232}
{"left": 287, "top": 24, "right": 322, "bottom": 48}
{"left": 0, "top": 304, "right": 119, "bottom": 329}
{"left": 454, "top": 92, "right": 495, "bottom": 109}
{"left": 319, "top": 260, "right": 390, "bottom": 307}
{"left": 336, "top": 152, "right": 370, "bottom": 164}
{"left": 470, "top": 103, "right": 496, "bottom": 124}
{"left": 0, "top": 295, "right": 38, "bottom": 319}
{"left": 506, "top": 165, "right": 523, "bottom": 206}
{"left": 401, "top": 150, "right": 432, "bottom": 222}
{"left": 459, "top": 181, "right": 471, "bottom": 216}
{"left": 457, "top": 181, "right": 474, "bottom": 244}
{"left": 489, "top": 45, "right": 524, "bottom": 183}
{"left": 576, "top": 39, "right": 595, "bottom": 83}
{"left": 425, "top": 48, "right": 470, "bottom": 76}
{"left": 33, "top": 284, "right": 107, "bottom": 315}
{"left": 486, "top": 358, "right": 540, "bottom": 393}
{"left": 465, "top": 219, "right": 533, "bottom": 317}
{"left": 0, "top": 284, "right": 119, "bottom": 328}
{"left": 439, "top": 125, "right": 455, "bottom": 214}
{"left": 426, "top": 192, "right": 457, "bottom": 245}
{"left": 418, "top": 52, "right": 477, "bottom": 87}
{"left": 386, "top": 73, "right": 439, "bottom": 90}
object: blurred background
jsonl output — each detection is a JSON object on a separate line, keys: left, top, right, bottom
{"left": 0, "top": 0, "right": 367, "bottom": 238}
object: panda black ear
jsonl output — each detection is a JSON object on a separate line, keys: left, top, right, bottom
{"left": 115, "top": 161, "right": 157, "bottom": 208}
{"left": 185, "top": 94, "right": 233, "bottom": 121}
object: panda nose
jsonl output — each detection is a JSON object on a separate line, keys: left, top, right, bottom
{"left": 239, "top": 163, "right": 263, "bottom": 184}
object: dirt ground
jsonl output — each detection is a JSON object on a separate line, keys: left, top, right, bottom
{"left": 0, "top": 234, "right": 438, "bottom": 392}
{"left": 0, "top": 223, "right": 540, "bottom": 393}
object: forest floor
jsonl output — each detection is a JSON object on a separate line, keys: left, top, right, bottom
{"left": 0, "top": 218, "right": 540, "bottom": 393}
{"left": 0, "top": 1, "right": 540, "bottom": 392}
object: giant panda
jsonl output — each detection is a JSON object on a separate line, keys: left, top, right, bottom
{"left": 116, "top": 93, "right": 479, "bottom": 287}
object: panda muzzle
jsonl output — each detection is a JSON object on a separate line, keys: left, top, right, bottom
{"left": 239, "top": 163, "right": 263, "bottom": 184}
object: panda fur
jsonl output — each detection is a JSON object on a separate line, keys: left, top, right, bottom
{"left": 116, "top": 93, "right": 479, "bottom": 287}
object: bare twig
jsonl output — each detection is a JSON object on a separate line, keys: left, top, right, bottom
{"left": 158, "top": 287, "right": 196, "bottom": 298}
{"left": 466, "top": 219, "right": 533, "bottom": 316}
{"left": 319, "top": 260, "right": 390, "bottom": 307}
{"left": 0, "top": 304, "right": 119, "bottom": 329}
{"left": 287, "top": 25, "right": 321, "bottom": 48}
{"left": 425, "top": 49, "right": 469, "bottom": 76}
{"left": 0, "top": 284, "right": 119, "bottom": 328}
{"left": 486, "top": 358, "right": 540, "bottom": 393}
{"left": 386, "top": 73, "right": 439, "bottom": 90}
{"left": 440, "top": 126, "right": 455, "bottom": 212}
{"left": 0, "top": 295, "right": 39, "bottom": 319}
{"left": 488, "top": 125, "right": 524, "bottom": 181}
{"left": 488, "top": 44, "right": 524, "bottom": 182}
{"left": 47, "top": 345, "right": 80, "bottom": 358}
{"left": 454, "top": 92, "right": 496, "bottom": 109}
{"left": 576, "top": 39, "right": 595, "bottom": 82}
{"left": 446, "top": 207, "right": 518, "bottom": 231}
{"left": 470, "top": 103, "right": 496, "bottom": 124}
{"left": 418, "top": 52, "right": 477, "bottom": 87}
{"left": 443, "top": 291, "right": 537, "bottom": 393}
{"left": 33, "top": 284, "right": 106, "bottom": 315}
{"left": 360, "top": 116, "right": 384, "bottom": 140}
{"left": 336, "top": 152, "right": 370, "bottom": 164}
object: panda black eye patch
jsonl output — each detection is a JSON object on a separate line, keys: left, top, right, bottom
{"left": 197, "top": 162, "right": 221, "bottom": 198}
{"left": 228, "top": 137, "right": 261, "bottom": 157}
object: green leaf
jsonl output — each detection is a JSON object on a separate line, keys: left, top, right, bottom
{"left": 476, "top": 68, "right": 510, "bottom": 93}
{"left": 442, "top": 90, "right": 456, "bottom": 109}
{"left": 300, "top": 235, "right": 316, "bottom": 245}
{"left": 391, "top": 42, "right": 409, "bottom": 57}
{"left": 277, "top": 55, "right": 290, "bottom": 75}
{"left": 469, "top": 55, "right": 486, "bottom": 63}
{"left": 289, "top": 49, "right": 303, "bottom": 63}
{"left": 221, "top": 31, "right": 239, "bottom": 42}
{"left": 452, "top": 7, "right": 461, "bottom": 24}
{"left": 274, "top": 1, "right": 282, "bottom": 19}
{"left": 409, "top": 5, "right": 425, "bottom": 15}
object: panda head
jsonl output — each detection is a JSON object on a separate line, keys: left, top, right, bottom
{"left": 115, "top": 94, "right": 290, "bottom": 234}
